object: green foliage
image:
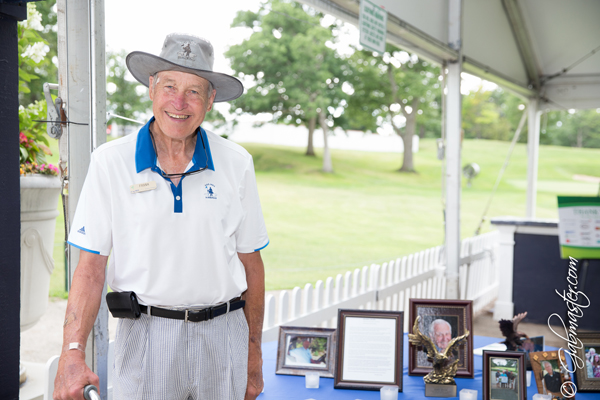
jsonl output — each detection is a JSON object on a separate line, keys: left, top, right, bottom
{"left": 541, "top": 108, "right": 600, "bottom": 148}
{"left": 462, "top": 87, "right": 515, "bottom": 141}
{"left": 346, "top": 45, "right": 441, "bottom": 171}
{"left": 226, "top": 0, "right": 350, "bottom": 154}
{"left": 19, "top": 0, "right": 57, "bottom": 105}
{"left": 18, "top": 3, "right": 58, "bottom": 176}
{"left": 106, "top": 50, "right": 152, "bottom": 125}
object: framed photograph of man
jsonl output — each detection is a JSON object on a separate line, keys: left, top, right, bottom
{"left": 483, "top": 351, "right": 526, "bottom": 400}
{"left": 530, "top": 350, "right": 574, "bottom": 398}
{"left": 574, "top": 332, "right": 600, "bottom": 392}
{"left": 276, "top": 326, "right": 336, "bottom": 378}
{"left": 408, "top": 299, "right": 474, "bottom": 378}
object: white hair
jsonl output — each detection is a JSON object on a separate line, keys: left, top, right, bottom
{"left": 429, "top": 319, "right": 452, "bottom": 337}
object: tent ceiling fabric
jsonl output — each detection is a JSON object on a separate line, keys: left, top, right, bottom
{"left": 298, "top": 0, "right": 600, "bottom": 110}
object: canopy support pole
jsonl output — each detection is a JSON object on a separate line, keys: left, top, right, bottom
{"left": 57, "top": 0, "right": 107, "bottom": 397}
{"left": 445, "top": 0, "right": 463, "bottom": 299}
{"left": 525, "top": 98, "right": 541, "bottom": 218}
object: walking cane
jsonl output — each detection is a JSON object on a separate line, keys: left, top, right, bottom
{"left": 83, "top": 385, "right": 101, "bottom": 400}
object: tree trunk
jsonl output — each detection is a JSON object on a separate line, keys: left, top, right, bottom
{"left": 577, "top": 127, "right": 583, "bottom": 148}
{"left": 318, "top": 112, "right": 333, "bottom": 173}
{"left": 399, "top": 112, "right": 417, "bottom": 172}
{"left": 305, "top": 116, "right": 316, "bottom": 156}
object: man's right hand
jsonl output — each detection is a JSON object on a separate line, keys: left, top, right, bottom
{"left": 53, "top": 350, "right": 99, "bottom": 400}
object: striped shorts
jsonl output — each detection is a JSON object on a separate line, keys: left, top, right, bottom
{"left": 112, "top": 308, "right": 249, "bottom": 400}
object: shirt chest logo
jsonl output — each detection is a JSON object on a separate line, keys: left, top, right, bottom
{"left": 204, "top": 183, "right": 217, "bottom": 199}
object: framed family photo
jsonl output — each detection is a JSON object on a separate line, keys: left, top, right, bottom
{"left": 483, "top": 350, "right": 526, "bottom": 400}
{"left": 334, "top": 309, "right": 404, "bottom": 391}
{"left": 530, "top": 350, "right": 574, "bottom": 398}
{"left": 276, "top": 326, "right": 336, "bottom": 378}
{"left": 408, "top": 299, "right": 474, "bottom": 377}
{"left": 574, "top": 332, "right": 600, "bottom": 392}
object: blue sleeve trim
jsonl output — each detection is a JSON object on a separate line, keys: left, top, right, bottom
{"left": 67, "top": 241, "right": 101, "bottom": 255}
{"left": 254, "top": 240, "right": 269, "bottom": 252}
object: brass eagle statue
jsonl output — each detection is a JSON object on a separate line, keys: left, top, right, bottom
{"left": 408, "top": 316, "right": 470, "bottom": 385}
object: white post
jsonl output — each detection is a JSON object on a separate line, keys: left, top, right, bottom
{"left": 57, "top": 0, "right": 107, "bottom": 397}
{"left": 445, "top": 0, "right": 463, "bottom": 299}
{"left": 493, "top": 225, "right": 516, "bottom": 320}
{"left": 526, "top": 98, "right": 541, "bottom": 218}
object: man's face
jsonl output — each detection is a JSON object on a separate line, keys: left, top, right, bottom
{"left": 149, "top": 71, "right": 216, "bottom": 140}
{"left": 303, "top": 340, "right": 310, "bottom": 349}
{"left": 544, "top": 362, "right": 553, "bottom": 374}
{"left": 432, "top": 322, "right": 452, "bottom": 351}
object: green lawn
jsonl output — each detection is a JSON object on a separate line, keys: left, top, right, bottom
{"left": 45, "top": 136, "right": 600, "bottom": 296}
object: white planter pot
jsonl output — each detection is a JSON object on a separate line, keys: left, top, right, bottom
{"left": 20, "top": 174, "right": 61, "bottom": 332}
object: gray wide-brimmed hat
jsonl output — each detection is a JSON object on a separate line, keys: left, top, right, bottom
{"left": 126, "top": 33, "right": 243, "bottom": 102}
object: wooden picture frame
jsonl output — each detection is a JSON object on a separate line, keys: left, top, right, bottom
{"left": 530, "top": 350, "right": 574, "bottom": 398}
{"left": 334, "top": 309, "right": 404, "bottom": 391}
{"left": 276, "top": 326, "right": 336, "bottom": 378}
{"left": 483, "top": 350, "right": 526, "bottom": 400}
{"left": 408, "top": 299, "right": 474, "bottom": 378}
{"left": 574, "top": 332, "right": 600, "bottom": 392}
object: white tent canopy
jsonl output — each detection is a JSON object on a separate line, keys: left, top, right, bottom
{"left": 301, "top": 0, "right": 600, "bottom": 110}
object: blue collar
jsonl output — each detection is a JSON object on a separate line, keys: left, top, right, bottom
{"left": 135, "top": 117, "right": 215, "bottom": 173}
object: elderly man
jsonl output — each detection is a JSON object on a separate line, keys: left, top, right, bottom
{"left": 54, "top": 34, "right": 268, "bottom": 400}
{"left": 542, "top": 360, "right": 562, "bottom": 394}
{"left": 429, "top": 319, "right": 453, "bottom": 352}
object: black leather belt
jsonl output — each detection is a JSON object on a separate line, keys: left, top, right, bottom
{"left": 139, "top": 296, "right": 245, "bottom": 322}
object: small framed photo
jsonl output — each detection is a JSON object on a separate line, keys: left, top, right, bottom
{"left": 530, "top": 350, "right": 574, "bottom": 398}
{"left": 518, "top": 335, "right": 544, "bottom": 370}
{"left": 334, "top": 309, "right": 404, "bottom": 391}
{"left": 408, "top": 299, "right": 474, "bottom": 378}
{"left": 574, "top": 332, "right": 600, "bottom": 392}
{"left": 483, "top": 350, "right": 526, "bottom": 400}
{"left": 276, "top": 326, "right": 336, "bottom": 378}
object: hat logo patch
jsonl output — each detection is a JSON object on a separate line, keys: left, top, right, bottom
{"left": 178, "top": 42, "right": 196, "bottom": 61}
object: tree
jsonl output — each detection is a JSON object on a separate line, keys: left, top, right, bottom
{"left": 346, "top": 46, "right": 441, "bottom": 172}
{"left": 462, "top": 87, "right": 514, "bottom": 141}
{"left": 541, "top": 108, "right": 600, "bottom": 148}
{"left": 226, "top": 0, "right": 350, "bottom": 172}
{"left": 106, "top": 50, "right": 152, "bottom": 126}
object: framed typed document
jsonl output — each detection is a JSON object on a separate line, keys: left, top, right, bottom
{"left": 334, "top": 309, "right": 403, "bottom": 391}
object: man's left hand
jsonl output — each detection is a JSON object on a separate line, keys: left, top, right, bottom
{"left": 245, "top": 346, "right": 263, "bottom": 399}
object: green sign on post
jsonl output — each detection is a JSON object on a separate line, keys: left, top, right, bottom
{"left": 359, "top": 0, "right": 387, "bottom": 53}
{"left": 557, "top": 196, "right": 600, "bottom": 259}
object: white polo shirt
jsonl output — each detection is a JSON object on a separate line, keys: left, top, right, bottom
{"left": 68, "top": 118, "right": 269, "bottom": 306}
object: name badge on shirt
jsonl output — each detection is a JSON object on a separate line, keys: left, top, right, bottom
{"left": 130, "top": 181, "right": 157, "bottom": 194}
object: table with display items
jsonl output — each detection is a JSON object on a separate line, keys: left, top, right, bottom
{"left": 259, "top": 334, "right": 592, "bottom": 399}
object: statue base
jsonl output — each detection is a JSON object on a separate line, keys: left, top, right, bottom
{"left": 425, "top": 383, "right": 457, "bottom": 397}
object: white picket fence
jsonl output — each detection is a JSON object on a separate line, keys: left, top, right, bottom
{"left": 262, "top": 230, "right": 499, "bottom": 342}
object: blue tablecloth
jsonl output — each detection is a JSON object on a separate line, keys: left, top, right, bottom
{"left": 259, "top": 335, "right": 594, "bottom": 400}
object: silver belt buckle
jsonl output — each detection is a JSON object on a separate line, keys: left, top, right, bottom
{"left": 185, "top": 309, "right": 189, "bottom": 323}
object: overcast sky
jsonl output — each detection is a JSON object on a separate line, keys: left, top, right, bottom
{"left": 104, "top": 0, "right": 265, "bottom": 76}
{"left": 103, "top": 0, "right": 495, "bottom": 100}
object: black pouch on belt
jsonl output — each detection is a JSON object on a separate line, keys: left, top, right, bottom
{"left": 106, "top": 291, "right": 141, "bottom": 319}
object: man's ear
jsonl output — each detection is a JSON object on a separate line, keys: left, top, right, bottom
{"left": 206, "top": 89, "right": 217, "bottom": 112}
{"left": 148, "top": 76, "right": 155, "bottom": 101}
